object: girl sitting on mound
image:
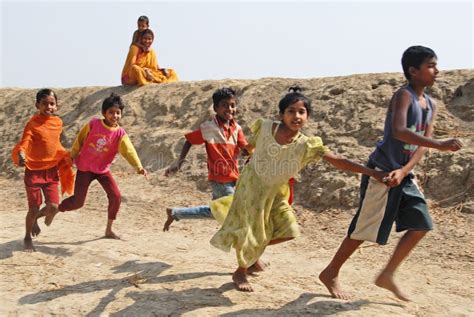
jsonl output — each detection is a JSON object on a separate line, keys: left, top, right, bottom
{"left": 210, "top": 86, "right": 388, "bottom": 292}
{"left": 121, "top": 29, "right": 178, "bottom": 86}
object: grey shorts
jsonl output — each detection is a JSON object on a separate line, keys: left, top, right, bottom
{"left": 348, "top": 171, "right": 433, "bottom": 245}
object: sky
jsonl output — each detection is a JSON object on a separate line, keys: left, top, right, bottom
{"left": 0, "top": 0, "right": 472, "bottom": 88}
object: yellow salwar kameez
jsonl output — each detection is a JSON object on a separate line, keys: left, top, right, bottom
{"left": 210, "top": 119, "right": 329, "bottom": 268}
{"left": 121, "top": 45, "right": 178, "bottom": 86}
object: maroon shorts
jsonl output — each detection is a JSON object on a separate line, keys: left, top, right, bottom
{"left": 24, "top": 166, "right": 60, "bottom": 208}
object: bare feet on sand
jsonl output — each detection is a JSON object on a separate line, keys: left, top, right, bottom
{"left": 233, "top": 268, "right": 253, "bottom": 292}
{"left": 163, "top": 208, "right": 175, "bottom": 231}
{"left": 319, "top": 267, "right": 350, "bottom": 300}
{"left": 32, "top": 220, "right": 41, "bottom": 237}
{"left": 248, "top": 259, "right": 267, "bottom": 274}
{"left": 24, "top": 237, "right": 35, "bottom": 252}
{"left": 44, "top": 209, "right": 59, "bottom": 226}
{"left": 105, "top": 230, "right": 121, "bottom": 240}
{"left": 375, "top": 271, "right": 410, "bottom": 301}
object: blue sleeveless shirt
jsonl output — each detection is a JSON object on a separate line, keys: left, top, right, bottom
{"left": 369, "top": 85, "right": 434, "bottom": 171}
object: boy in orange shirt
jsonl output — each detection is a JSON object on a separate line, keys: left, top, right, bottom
{"left": 12, "top": 89, "right": 74, "bottom": 252}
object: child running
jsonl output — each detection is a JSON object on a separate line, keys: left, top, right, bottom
{"left": 319, "top": 46, "right": 463, "bottom": 301}
{"left": 48, "top": 93, "right": 147, "bottom": 239}
{"left": 210, "top": 86, "right": 387, "bottom": 292}
{"left": 12, "top": 89, "right": 74, "bottom": 252}
{"left": 163, "top": 87, "right": 252, "bottom": 231}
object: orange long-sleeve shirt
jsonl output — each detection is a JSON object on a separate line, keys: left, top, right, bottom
{"left": 12, "top": 115, "right": 74, "bottom": 194}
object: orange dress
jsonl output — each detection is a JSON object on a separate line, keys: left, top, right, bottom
{"left": 121, "top": 45, "right": 178, "bottom": 86}
{"left": 12, "top": 115, "right": 74, "bottom": 195}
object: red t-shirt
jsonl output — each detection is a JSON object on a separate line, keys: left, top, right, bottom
{"left": 185, "top": 116, "right": 248, "bottom": 183}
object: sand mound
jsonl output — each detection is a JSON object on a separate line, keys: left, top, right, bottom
{"left": 2, "top": 70, "right": 473, "bottom": 212}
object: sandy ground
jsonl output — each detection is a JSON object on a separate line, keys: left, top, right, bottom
{"left": 0, "top": 170, "right": 472, "bottom": 317}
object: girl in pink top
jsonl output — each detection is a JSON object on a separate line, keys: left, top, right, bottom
{"left": 50, "top": 93, "right": 147, "bottom": 239}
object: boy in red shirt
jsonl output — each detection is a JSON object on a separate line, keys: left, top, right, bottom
{"left": 164, "top": 87, "right": 251, "bottom": 230}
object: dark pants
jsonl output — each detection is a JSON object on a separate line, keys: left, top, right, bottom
{"left": 59, "top": 170, "right": 121, "bottom": 220}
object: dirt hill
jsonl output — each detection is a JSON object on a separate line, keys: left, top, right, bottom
{"left": 1, "top": 70, "right": 473, "bottom": 212}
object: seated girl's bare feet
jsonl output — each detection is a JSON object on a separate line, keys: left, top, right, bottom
{"left": 319, "top": 267, "right": 350, "bottom": 300}
{"left": 248, "top": 259, "right": 267, "bottom": 274}
{"left": 105, "top": 230, "right": 121, "bottom": 240}
{"left": 232, "top": 268, "right": 253, "bottom": 292}
{"left": 44, "top": 209, "right": 59, "bottom": 226}
{"left": 375, "top": 271, "right": 410, "bottom": 301}
{"left": 24, "top": 237, "right": 35, "bottom": 252}
{"left": 163, "top": 208, "right": 175, "bottom": 232}
{"left": 32, "top": 220, "right": 41, "bottom": 237}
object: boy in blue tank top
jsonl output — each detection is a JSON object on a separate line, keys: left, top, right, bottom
{"left": 319, "top": 46, "right": 463, "bottom": 301}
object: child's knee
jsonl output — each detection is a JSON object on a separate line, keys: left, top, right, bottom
{"left": 28, "top": 206, "right": 40, "bottom": 214}
{"left": 46, "top": 203, "right": 59, "bottom": 211}
{"left": 407, "top": 229, "right": 428, "bottom": 239}
{"left": 108, "top": 192, "right": 121, "bottom": 205}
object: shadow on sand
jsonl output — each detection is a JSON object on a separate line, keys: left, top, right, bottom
{"left": 19, "top": 260, "right": 232, "bottom": 316}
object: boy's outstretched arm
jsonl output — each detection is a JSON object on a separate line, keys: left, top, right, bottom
{"left": 165, "top": 141, "right": 192, "bottom": 176}
{"left": 392, "top": 90, "right": 462, "bottom": 151}
{"left": 322, "top": 151, "right": 387, "bottom": 183}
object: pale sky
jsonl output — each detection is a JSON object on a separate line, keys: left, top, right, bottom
{"left": 1, "top": 0, "right": 472, "bottom": 88}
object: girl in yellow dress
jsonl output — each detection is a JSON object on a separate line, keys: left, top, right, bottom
{"left": 121, "top": 29, "right": 178, "bottom": 86}
{"left": 210, "top": 86, "right": 388, "bottom": 292}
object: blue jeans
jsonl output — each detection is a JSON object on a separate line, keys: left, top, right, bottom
{"left": 209, "top": 181, "right": 236, "bottom": 200}
{"left": 171, "top": 181, "right": 236, "bottom": 220}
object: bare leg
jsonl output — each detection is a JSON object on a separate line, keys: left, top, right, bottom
{"left": 105, "top": 219, "right": 120, "bottom": 239}
{"left": 268, "top": 237, "right": 293, "bottom": 245}
{"left": 44, "top": 203, "right": 59, "bottom": 226}
{"left": 319, "top": 236, "right": 364, "bottom": 300}
{"left": 24, "top": 207, "right": 39, "bottom": 252}
{"left": 32, "top": 220, "right": 41, "bottom": 237}
{"left": 375, "top": 230, "right": 427, "bottom": 301}
{"left": 163, "top": 208, "right": 175, "bottom": 231}
{"left": 32, "top": 206, "right": 47, "bottom": 236}
{"left": 248, "top": 258, "right": 267, "bottom": 274}
{"left": 233, "top": 267, "right": 253, "bottom": 292}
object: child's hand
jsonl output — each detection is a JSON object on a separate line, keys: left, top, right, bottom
{"left": 384, "top": 169, "right": 407, "bottom": 187}
{"left": 372, "top": 170, "right": 388, "bottom": 184}
{"left": 145, "top": 69, "right": 154, "bottom": 81}
{"left": 160, "top": 68, "right": 169, "bottom": 77}
{"left": 164, "top": 162, "right": 179, "bottom": 177}
{"left": 437, "top": 138, "right": 463, "bottom": 152}
{"left": 241, "top": 148, "right": 251, "bottom": 157}
{"left": 138, "top": 168, "right": 148, "bottom": 180}
{"left": 18, "top": 152, "right": 27, "bottom": 167}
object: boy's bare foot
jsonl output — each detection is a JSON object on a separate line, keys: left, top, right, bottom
{"left": 32, "top": 220, "right": 41, "bottom": 237}
{"left": 319, "top": 267, "right": 350, "bottom": 300}
{"left": 375, "top": 271, "right": 410, "bottom": 301}
{"left": 24, "top": 237, "right": 36, "bottom": 252}
{"left": 105, "top": 230, "right": 121, "bottom": 240}
{"left": 44, "top": 209, "right": 59, "bottom": 226}
{"left": 163, "top": 208, "right": 175, "bottom": 231}
{"left": 232, "top": 268, "right": 253, "bottom": 292}
{"left": 248, "top": 259, "right": 267, "bottom": 274}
